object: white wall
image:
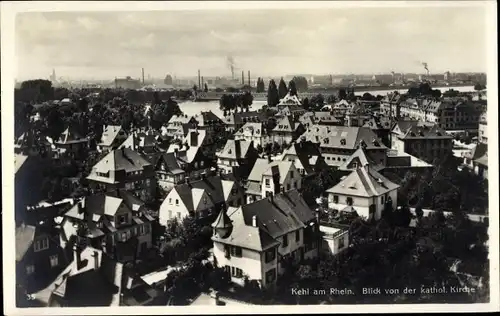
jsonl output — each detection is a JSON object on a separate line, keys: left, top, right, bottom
{"left": 159, "top": 188, "right": 189, "bottom": 226}
{"left": 328, "top": 190, "right": 398, "bottom": 221}
{"left": 260, "top": 165, "right": 302, "bottom": 198}
{"left": 213, "top": 242, "right": 264, "bottom": 286}
{"left": 321, "top": 230, "right": 349, "bottom": 255}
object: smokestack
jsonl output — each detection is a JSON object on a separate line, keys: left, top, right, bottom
{"left": 201, "top": 76, "right": 204, "bottom": 88}
{"left": 142, "top": 68, "right": 145, "bottom": 84}
{"left": 252, "top": 215, "right": 258, "bottom": 227}
{"left": 198, "top": 70, "right": 201, "bottom": 89}
{"left": 248, "top": 71, "right": 250, "bottom": 86}
{"left": 241, "top": 71, "right": 244, "bottom": 85}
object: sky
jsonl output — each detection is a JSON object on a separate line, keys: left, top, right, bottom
{"left": 15, "top": 7, "right": 488, "bottom": 81}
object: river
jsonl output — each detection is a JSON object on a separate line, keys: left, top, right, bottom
{"left": 178, "top": 85, "right": 477, "bottom": 118}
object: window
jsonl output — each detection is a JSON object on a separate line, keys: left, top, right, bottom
{"left": 290, "top": 171, "right": 294, "bottom": 178}
{"left": 265, "top": 178, "right": 270, "bottom": 187}
{"left": 231, "top": 267, "right": 243, "bottom": 278}
{"left": 295, "top": 230, "right": 300, "bottom": 242}
{"left": 286, "top": 184, "right": 291, "bottom": 191}
{"left": 381, "top": 196, "right": 385, "bottom": 205}
{"left": 26, "top": 265, "right": 35, "bottom": 275}
{"left": 338, "top": 236, "right": 345, "bottom": 250}
{"left": 34, "top": 238, "right": 49, "bottom": 252}
{"left": 293, "top": 182, "right": 297, "bottom": 188}
{"left": 121, "top": 232, "right": 127, "bottom": 241}
{"left": 177, "top": 212, "right": 181, "bottom": 219}
{"left": 265, "top": 249, "right": 276, "bottom": 263}
{"left": 266, "top": 268, "right": 276, "bottom": 283}
{"left": 50, "top": 255, "right": 59, "bottom": 267}
{"left": 346, "top": 197, "right": 353, "bottom": 206}
{"left": 333, "top": 195, "right": 339, "bottom": 203}
{"left": 282, "top": 234, "right": 288, "bottom": 248}
{"left": 175, "top": 199, "right": 179, "bottom": 206}
{"left": 352, "top": 162, "right": 358, "bottom": 169}
{"left": 119, "top": 214, "right": 127, "bottom": 224}
{"left": 230, "top": 246, "right": 243, "bottom": 257}
{"left": 169, "top": 198, "right": 172, "bottom": 204}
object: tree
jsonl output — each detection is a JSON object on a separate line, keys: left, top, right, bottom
{"left": 338, "top": 88, "right": 347, "bottom": 100}
{"left": 309, "top": 94, "right": 324, "bottom": 110}
{"left": 292, "top": 76, "right": 308, "bottom": 92}
{"left": 288, "top": 80, "right": 297, "bottom": 96}
{"left": 278, "top": 78, "right": 288, "bottom": 99}
{"left": 267, "top": 79, "right": 280, "bottom": 107}
{"left": 474, "top": 83, "right": 485, "bottom": 91}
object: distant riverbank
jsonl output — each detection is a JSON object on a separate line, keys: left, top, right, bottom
{"left": 178, "top": 85, "right": 477, "bottom": 118}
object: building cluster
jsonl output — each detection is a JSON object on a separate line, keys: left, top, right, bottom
{"left": 15, "top": 85, "right": 488, "bottom": 306}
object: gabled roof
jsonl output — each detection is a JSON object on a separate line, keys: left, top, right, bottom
{"left": 91, "top": 147, "right": 152, "bottom": 174}
{"left": 65, "top": 194, "right": 126, "bottom": 220}
{"left": 248, "top": 159, "right": 294, "bottom": 184}
{"left": 302, "top": 125, "right": 386, "bottom": 150}
{"left": 224, "top": 110, "right": 265, "bottom": 125}
{"left": 278, "top": 92, "right": 302, "bottom": 106}
{"left": 15, "top": 224, "right": 37, "bottom": 262}
{"left": 212, "top": 190, "right": 314, "bottom": 252}
{"left": 56, "top": 127, "right": 88, "bottom": 144}
{"left": 234, "top": 122, "right": 267, "bottom": 138}
{"left": 168, "top": 114, "right": 196, "bottom": 125}
{"left": 212, "top": 209, "right": 232, "bottom": 229}
{"left": 170, "top": 176, "right": 236, "bottom": 212}
{"left": 217, "top": 140, "right": 253, "bottom": 160}
{"left": 392, "top": 120, "right": 451, "bottom": 139}
{"left": 99, "top": 125, "right": 125, "bottom": 147}
{"left": 197, "top": 111, "right": 223, "bottom": 127}
{"left": 327, "top": 165, "right": 399, "bottom": 197}
{"left": 15, "top": 154, "right": 29, "bottom": 174}
{"left": 155, "top": 152, "right": 184, "bottom": 175}
{"left": 272, "top": 115, "right": 301, "bottom": 133}
{"left": 338, "top": 147, "right": 381, "bottom": 171}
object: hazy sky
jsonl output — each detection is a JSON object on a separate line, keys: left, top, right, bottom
{"left": 15, "top": 7, "right": 487, "bottom": 80}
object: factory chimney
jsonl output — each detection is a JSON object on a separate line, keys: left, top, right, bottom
{"left": 248, "top": 71, "right": 251, "bottom": 86}
{"left": 198, "top": 70, "right": 201, "bottom": 89}
{"left": 241, "top": 70, "right": 244, "bottom": 85}
{"left": 142, "top": 68, "right": 145, "bottom": 84}
{"left": 201, "top": 76, "right": 204, "bottom": 88}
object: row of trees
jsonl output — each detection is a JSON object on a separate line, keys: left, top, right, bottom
{"left": 219, "top": 91, "right": 254, "bottom": 114}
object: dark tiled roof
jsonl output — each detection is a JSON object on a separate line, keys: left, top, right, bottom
{"left": 393, "top": 120, "right": 451, "bottom": 139}
{"left": 93, "top": 147, "right": 152, "bottom": 173}
{"left": 217, "top": 140, "right": 253, "bottom": 160}
{"left": 174, "top": 176, "right": 227, "bottom": 211}
{"left": 303, "top": 125, "right": 386, "bottom": 150}
{"left": 155, "top": 152, "right": 184, "bottom": 174}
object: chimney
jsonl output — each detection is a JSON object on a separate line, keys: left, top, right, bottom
{"left": 241, "top": 70, "right": 244, "bottom": 85}
{"left": 92, "top": 251, "right": 99, "bottom": 270}
{"left": 252, "top": 215, "right": 258, "bottom": 227}
{"left": 210, "top": 290, "right": 220, "bottom": 305}
{"left": 77, "top": 199, "right": 85, "bottom": 214}
{"left": 267, "top": 155, "right": 272, "bottom": 163}
{"left": 201, "top": 76, "right": 204, "bottom": 88}
{"left": 73, "top": 242, "right": 83, "bottom": 270}
{"left": 174, "top": 148, "right": 179, "bottom": 157}
{"left": 248, "top": 71, "right": 251, "bottom": 86}
{"left": 201, "top": 171, "right": 207, "bottom": 180}
{"left": 234, "top": 140, "right": 241, "bottom": 158}
{"left": 190, "top": 131, "right": 198, "bottom": 147}
{"left": 198, "top": 70, "right": 201, "bottom": 89}
{"left": 142, "top": 68, "right": 145, "bottom": 84}
{"left": 186, "top": 176, "right": 190, "bottom": 185}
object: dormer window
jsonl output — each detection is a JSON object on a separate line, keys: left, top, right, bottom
{"left": 340, "top": 139, "right": 346, "bottom": 145}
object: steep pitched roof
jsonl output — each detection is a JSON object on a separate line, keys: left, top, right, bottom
{"left": 99, "top": 125, "right": 125, "bottom": 147}
{"left": 197, "top": 111, "right": 223, "bottom": 127}
{"left": 212, "top": 190, "right": 314, "bottom": 252}
{"left": 338, "top": 147, "right": 381, "bottom": 171}
{"left": 278, "top": 92, "right": 302, "bottom": 106}
{"left": 56, "top": 127, "right": 87, "bottom": 144}
{"left": 273, "top": 115, "right": 300, "bottom": 133}
{"left": 155, "top": 152, "right": 184, "bottom": 175}
{"left": 171, "top": 176, "right": 233, "bottom": 211}
{"left": 92, "top": 147, "right": 152, "bottom": 174}
{"left": 248, "top": 159, "right": 294, "bottom": 184}
{"left": 234, "top": 122, "right": 267, "bottom": 138}
{"left": 302, "top": 125, "right": 386, "bottom": 150}
{"left": 392, "top": 120, "right": 451, "bottom": 139}
{"left": 217, "top": 140, "right": 252, "bottom": 160}
{"left": 327, "top": 165, "right": 399, "bottom": 197}
{"left": 15, "top": 224, "right": 37, "bottom": 261}
{"left": 224, "top": 111, "right": 265, "bottom": 126}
